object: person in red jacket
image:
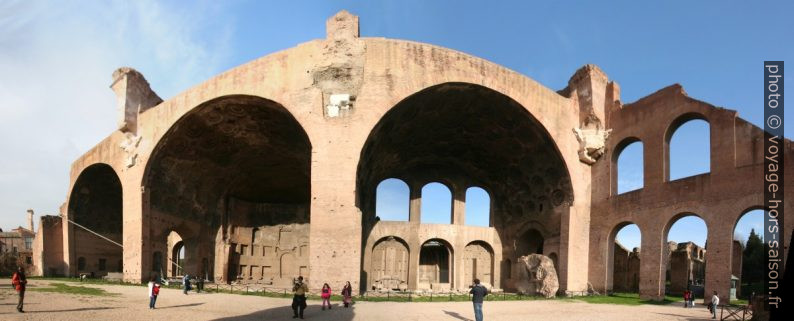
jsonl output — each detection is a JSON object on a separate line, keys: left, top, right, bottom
{"left": 11, "top": 266, "right": 27, "bottom": 313}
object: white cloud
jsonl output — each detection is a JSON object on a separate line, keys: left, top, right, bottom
{"left": 0, "top": 0, "right": 232, "bottom": 229}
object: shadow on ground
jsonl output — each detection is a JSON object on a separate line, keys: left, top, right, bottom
{"left": 14, "top": 307, "right": 119, "bottom": 314}
{"left": 443, "top": 310, "right": 472, "bottom": 321}
{"left": 157, "top": 302, "right": 205, "bottom": 309}
{"left": 213, "top": 302, "right": 354, "bottom": 321}
{"left": 654, "top": 312, "right": 714, "bottom": 321}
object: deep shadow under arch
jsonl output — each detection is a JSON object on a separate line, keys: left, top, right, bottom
{"left": 142, "top": 95, "right": 312, "bottom": 284}
{"left": 68, "top": 163, "right": 123, "bottom": 277}
{"left": 355, "top": 82, "right": 573, "bottom": 292}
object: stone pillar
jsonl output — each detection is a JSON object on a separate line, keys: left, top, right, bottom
{"left": 453, "top": 243, "right": 464, "bottom": 290}
{"left": 124, "top": 165, "right": 147, "bottom": 283}
{"left": 409, "top": 182, "right": 422, "bottom": 222}
{"left": 27, "top": 209, "right": 34, "bottom": 232}
{"left": 709, "top": 110, "right": 737, "bottom": 176}
{"left": 452, "top": 186, "right": 466, "bottom": 225}
{"left": 646, "top": 133, "right": 665, "bottom": 186}
{"left": 558, "top": 204, "right": 591, "bottom": 293}
{"left": 308, "top": 78, "right": 363, "bottom": 291}
{"left": 407, "top": 239, "right": 420, "bottom": 290}
{"left": 639, "top": 222, "right": 665, "bottom": 300}
{"left": 704, "top": 227, "right": 733, "bottom": 304}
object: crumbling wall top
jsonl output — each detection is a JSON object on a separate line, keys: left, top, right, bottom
{"left": 326, "top": 10, "right": 359, "bottom": 40}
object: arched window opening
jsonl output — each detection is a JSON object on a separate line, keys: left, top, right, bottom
{"left": 465, "top": 187, "right": 490, "bottom": 227}
{"left": 617, "top": 141, "right": 643, "bottom": 193}
{"left": 420, "top": 182, "right": 452, "bottom": 224}
{"left": 669, "top": 119, "right": 710, "bottom": 180}
{"left": 375, "top": 178, "right": 410, "bottom": 221}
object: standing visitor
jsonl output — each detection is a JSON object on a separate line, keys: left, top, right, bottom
{"left": 292, "top": 276, "right": 308, "bottom": 319}
{"left": 195, "top": 274, "right": 204, "bottom": 293}
{"left": 321, "top": 283, "right": 332, "bottom": 310}
{"left": 341, "top": 281, "right": 353, "bottom": 308}
{"left": 710, "top": 291, "right": 720, "bottom": 319}
{"left": 689, "top": 290, "right": 695, "bottom": 307}
{"left": 148, "top": 276, "right": 161, "bottom": 309}
{"left": 469, "top": 278, "right": 488, "bottom": 321}
{"left": 683, "top": 290, "right": 690, "bottom": 308}
{"left": 11, "top": 266, "right": 27, "bottom": 313}
{"left": 183, "top": 274, "right": 192, "bottom": 295}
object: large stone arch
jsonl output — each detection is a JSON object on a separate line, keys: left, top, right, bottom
{"left": 661, "top": 212, "right": 709, "bottom": 296}
{"left": 58, "top": 12, "right": 611, "bottom": 289}
{"left": 141, "top": 94, "right": 312, "bottom": 284}
{"left": 356, "top": 82, "right": 574, "bottom": 292}
{"left": 66, "top": 163, "right": 123, "bottom": 277}
{"left": 605, "top": 221, "right": 641, "bottom": 293}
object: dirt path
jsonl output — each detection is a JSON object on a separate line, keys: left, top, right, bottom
{"left": 0, "top": 279, "right": 716, "bottom": 320}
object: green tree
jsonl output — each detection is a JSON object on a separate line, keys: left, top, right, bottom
{"left": 742, "top": 229, "right": 764, "bottom": 284}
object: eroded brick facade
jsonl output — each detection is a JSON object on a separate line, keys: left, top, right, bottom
{"left": 32, "top": 11, "right": 792, "bottom": 303}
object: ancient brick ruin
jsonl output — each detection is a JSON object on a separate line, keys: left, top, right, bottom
{"left": 31, "top": 11, "right": 792, "bottom": 304}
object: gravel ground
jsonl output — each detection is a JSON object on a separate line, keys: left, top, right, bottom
{"left": 0, "top": 279, "right": 716, "bottom": 321}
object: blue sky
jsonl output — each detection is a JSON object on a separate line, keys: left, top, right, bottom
{"left": 0, "top": 0, "right": 788, "bottom": 251}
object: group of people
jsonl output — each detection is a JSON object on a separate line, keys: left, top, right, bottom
{"left": 291, "top": 276, "right": 488, "bottom": 321}
{"left": 682, "top": 289, "right": 695, "bottom": 307}
{"left": 290, "top": 276, "right": 354, "bottom": 319}
{"left": 683, "top": 289, "right": 721, "bottom": 319}
{"left": 145, "top": 272, "right": 205, "bottom": 309}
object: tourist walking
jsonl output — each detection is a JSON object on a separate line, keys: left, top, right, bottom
{"left": 341, "top": 281, "right": 353, "bottom": 308}
{"left": 292, "top": 276, "right": 308, "bottom": 319}
{"left": 710, "top": 291, "right": 720, "bottom": 319}
{"left": 321, "top": 283, "right": 332, "bottom": 310}
{"left": 11, "top": 266, "right": 27, "bottom": 313}
{"left": 689, "top": 290, "right": 695, "bottom": 307}
{"left": 183, "top": 274, "right": 192, "bottom": 295}
{"left": 469, "top": 278, "right": 488, "bottom": 321}
{"left": 148, "top": 276, "right": 161, "bottom": 309}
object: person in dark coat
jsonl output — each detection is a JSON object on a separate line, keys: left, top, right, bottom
{"left": 182, "top": 274, "right": 192, "bottom": 294}
{"left": 469, "top": 278, "right": 488, "bottom": 321}
{"left": 341, "top": 281, "right": 353, "bottom": 308}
